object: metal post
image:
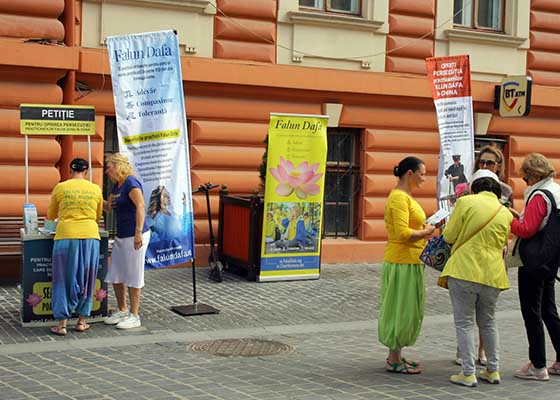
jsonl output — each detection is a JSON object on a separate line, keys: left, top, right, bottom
{"left": 87, "top": 134, "right": 93, "bottom": 182}
{"left": 24, "top": 134, "right": 29, "bottom": 204}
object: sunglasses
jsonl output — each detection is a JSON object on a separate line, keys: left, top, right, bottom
{"left": 479, "top": 159, "right": 497, "bottom": 167}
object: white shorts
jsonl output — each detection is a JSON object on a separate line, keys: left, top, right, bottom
{"left": 106, "top": 230, "right": 150, "bottom": 288}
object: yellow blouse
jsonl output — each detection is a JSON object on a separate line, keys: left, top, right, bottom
{"left": 383, "top": 189, "right": 427, "bottom": 264}
{"left": 47, "top": 178, "right": 103, "bottom": 240}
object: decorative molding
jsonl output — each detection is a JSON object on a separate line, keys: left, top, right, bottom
{"left": 445, "top": 28, "right": 527, "bottom": 48}
{"left": 288, "top": 11, "right": 383, "bottom": 32}
{"left": 84, "top": 0, "right": 214, "bottom": 14}
{"left": 322, "top": 103, "right": 343, "bottom": 128}
{"left": 475, "top": 113, "right": 493, "bottom": 136}
{"left": 292, "top": 55, "right": 304, "bottom": 63}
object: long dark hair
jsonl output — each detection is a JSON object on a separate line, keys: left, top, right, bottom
{"left": 393, "top": 156, "right": 424, "bottom": 178}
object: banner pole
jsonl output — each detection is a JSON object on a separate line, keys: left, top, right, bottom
{"left": 171, "top": 257, "right": 220, "bottom": 316}
{"left": 87, "top": 134, "right": 92, "bottom": 182}
{"left": 192, "top": 258, "right": 197, "bottom": 304}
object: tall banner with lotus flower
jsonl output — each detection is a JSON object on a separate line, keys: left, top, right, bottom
{"left": 259, "top": 113, "right": 328, "bottom": 282}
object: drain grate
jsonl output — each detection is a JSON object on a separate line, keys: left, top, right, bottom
{"left": 190, "top": 338, "right": 294, "bottom": 357}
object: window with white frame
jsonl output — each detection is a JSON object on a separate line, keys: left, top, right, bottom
{"left": 454, "top": 0, "right": 504, "bottom": 31}
{"left": 299, "top": 0, "right": 361, "bottom": 15}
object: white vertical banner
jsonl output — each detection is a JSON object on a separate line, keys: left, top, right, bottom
{"left": 107, "top": 30, "right": 195, "bottom": 268}
{"left": 426, "top": 55, "right": 475, "bottom": 209}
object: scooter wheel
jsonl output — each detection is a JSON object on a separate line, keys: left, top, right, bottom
{"left": 209, "top": 261, "right": 223, "bottom": 283}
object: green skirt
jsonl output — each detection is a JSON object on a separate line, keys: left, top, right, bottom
{"left": 378, "top": 261, "right": 425, "bottom": 351}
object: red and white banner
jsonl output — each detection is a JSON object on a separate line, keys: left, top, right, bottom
{"left": 426, "top": 55, "right": 474, "bottom": 209}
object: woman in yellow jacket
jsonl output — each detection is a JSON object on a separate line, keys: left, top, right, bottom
{"left": 441, "top": 169, "right": 512, "bottom": 387}
{"left": 380, "top": 156, "right": 435, "bottom": 374}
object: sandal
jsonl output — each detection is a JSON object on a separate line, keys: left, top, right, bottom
{"left": 401, "top": 357, "right": 421, "bottom": 368}
{"left": 385, "top": 360, "right": 421, "bottom": 374}
{"left": 50, "top": 326, "right": 67, "bottom": 336}
{"left": 385, "top": 357, "right": 422, "bottom": 368}
{"left": 75, "top": 322, "right": 90, "bottom": 332}
{"left": 548, "top": 362, "right": 560, "bottom": 375}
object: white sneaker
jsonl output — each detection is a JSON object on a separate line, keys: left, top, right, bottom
{"left": 116, "top": 314, "right": 141, "bottom": 330}
{"left": 104, "top": 310, "right": 129, "bottom": 325}
{"left": 515, "top": 362, "right": 549, "bottom": 381}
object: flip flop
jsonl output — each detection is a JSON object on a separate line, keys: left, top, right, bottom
{"left": 75, "top": 322, "right": 90, "bottom": 332}
{"left": 50, "top": 326, "right": 67, "bottom": 336}
{"left": 385, "top": 360, "right": 421, "bottom": 374}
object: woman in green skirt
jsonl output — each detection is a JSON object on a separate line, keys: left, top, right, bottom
{"left": 379, "top": 156, "right": 435, "bottom": 374}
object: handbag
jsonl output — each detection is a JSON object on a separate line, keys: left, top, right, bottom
{"left": 435, "top": 204, "right": 503, "bottom": 289}
{"left": 419, "top": 236, "right": 451, "bottom": 272}
{"left": 504, "top": 236, "right": 522, "bottom": 269}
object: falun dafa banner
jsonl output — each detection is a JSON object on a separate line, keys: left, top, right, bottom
{"left": 107, "top": 30, "right": 195, "bottom": 268}
{"left": 259, "top": 113, "right": 328, "bottom": 282}
{"left": 426, "top": 55, "right": 475, "bottom": 210}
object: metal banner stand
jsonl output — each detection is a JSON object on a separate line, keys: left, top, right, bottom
{"left": 87, "top": 134, "right": 93, "bottom": 182}
{"left": 171, "top": 258, "right": 219, "bottom": 316}
{"left": 171, "top": 185, "right": 219, "bottom": 316}
{"left": 25, "top": 134, "right": 29, "bottom": 203}
{"left": 24, "top": 134, "right": 93, "bottom": 197}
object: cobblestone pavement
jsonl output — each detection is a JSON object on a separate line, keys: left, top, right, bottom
{"left": 1, "top": 264, "right": 560, "bottom": 399}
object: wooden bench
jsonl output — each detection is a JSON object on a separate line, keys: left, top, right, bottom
{"left": 0, "top": 216, "right": 28, "bottom": 256}
{"left": 0, "top": 216, "right": 30, "bottom": 283}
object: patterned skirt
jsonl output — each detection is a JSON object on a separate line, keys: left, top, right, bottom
{"left": 51, "top": 239, "right": 100, "bottom": 320}
{"left": 378, "top": 262, "right": 425, "bottom": 350}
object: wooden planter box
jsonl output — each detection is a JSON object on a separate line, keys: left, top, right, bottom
{"left": 218, "top": 190, "right": 264, "bottom": 281}
{"left": 217, "top": 191, "right": 263, "bottom": 281}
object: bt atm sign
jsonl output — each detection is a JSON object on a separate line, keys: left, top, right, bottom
{"left": 494, "top": 76, "right": 532, "bottom": 118}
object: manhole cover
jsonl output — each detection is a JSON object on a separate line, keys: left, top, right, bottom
{"left": 190, "top": 338, "right": 294, "bottom": 357}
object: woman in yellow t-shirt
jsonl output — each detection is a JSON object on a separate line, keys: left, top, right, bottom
{"left": 380, "top": 156, "right": 435, "bottom": 374}
{"left": 47, "top": 158, "right": 103, "bottom": 336}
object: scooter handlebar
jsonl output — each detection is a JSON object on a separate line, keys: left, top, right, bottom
{"left": 192, "top": 182, "right": 220, "bottom": 194}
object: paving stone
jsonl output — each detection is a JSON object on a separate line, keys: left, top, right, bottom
{"left": 2, "top": 264, "right": 560, "bottom": 399}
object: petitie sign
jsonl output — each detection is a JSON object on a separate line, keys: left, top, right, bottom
{"left": 495, "top": 76, "right": 532, "bottom": 118}
{"left": 20, "top": 104, "right": 95, "bottom": 135}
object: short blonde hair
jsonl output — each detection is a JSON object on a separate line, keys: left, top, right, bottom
{"left": 520, "top": 153, "right": 556, "bottom": 182}
{"left": 106, "top": 153, "right": 133, "bottom": 182}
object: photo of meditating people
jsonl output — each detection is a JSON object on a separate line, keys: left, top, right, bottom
{"left": 263, "top": 202, "right": 321, "bottom": 255}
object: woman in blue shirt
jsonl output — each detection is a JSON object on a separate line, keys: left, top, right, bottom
{"left": 103, "top": 153, "right": 150, "bottom": 330}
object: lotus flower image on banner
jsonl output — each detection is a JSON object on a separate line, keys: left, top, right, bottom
{"left": 259, "top": 113, "right": 328, "bottom": 282}
{"left": 269, "top": 157, "right": 323, "bottom": 199}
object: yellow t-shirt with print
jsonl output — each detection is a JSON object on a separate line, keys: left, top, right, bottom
{"left": 47, "top": 178, "right": 103, "bottom": 240}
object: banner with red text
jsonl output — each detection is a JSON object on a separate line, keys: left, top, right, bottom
{"left": 426, "top": 55, "right": 474, "bottom": 210}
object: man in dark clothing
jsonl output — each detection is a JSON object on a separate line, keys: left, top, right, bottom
{"left": 445, "top": 155, "right": 468, "bottom": 191}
